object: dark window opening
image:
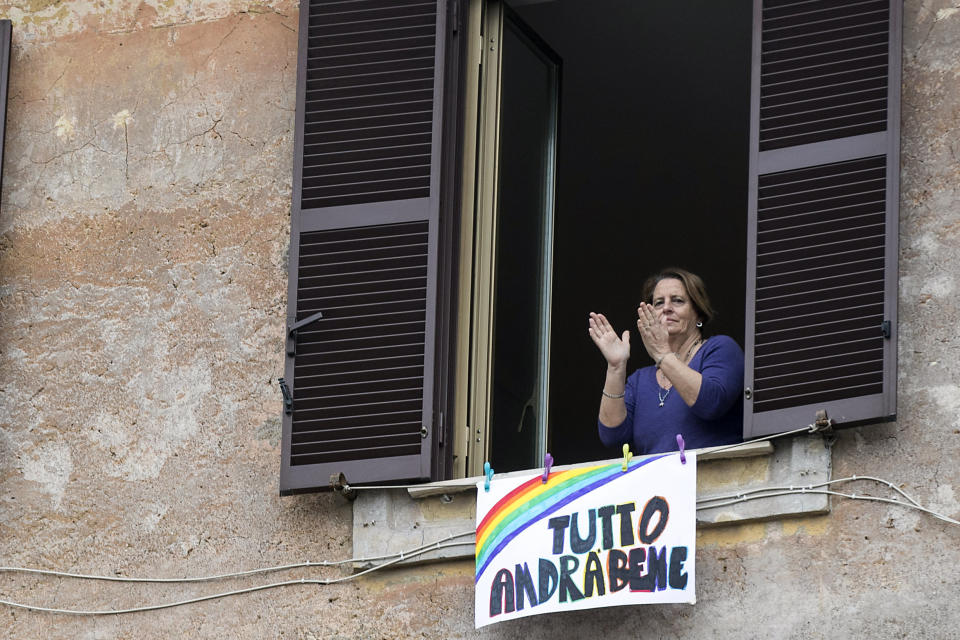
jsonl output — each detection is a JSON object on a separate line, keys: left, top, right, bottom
{"left": 489, "top": 0, "right": 753, "bottom": 470}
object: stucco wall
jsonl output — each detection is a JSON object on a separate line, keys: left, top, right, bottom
{"left": 0, "top": 1, "right": 958, "bottom": 638}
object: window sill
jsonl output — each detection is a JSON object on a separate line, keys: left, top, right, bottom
{"left": 351, "top": 435, "right": 830, "bottom": 569}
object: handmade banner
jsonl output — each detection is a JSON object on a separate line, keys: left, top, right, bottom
{"left": 475, "top": 452, "right": 696, "bottom": 628}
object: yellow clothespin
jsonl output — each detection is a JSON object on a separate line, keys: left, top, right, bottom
{"left": 621, "top": 443, "right": 633, "bottom": 472}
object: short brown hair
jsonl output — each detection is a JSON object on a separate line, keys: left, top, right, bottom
{"left": 641, "top": 267, "right": 716, "bottom": 325}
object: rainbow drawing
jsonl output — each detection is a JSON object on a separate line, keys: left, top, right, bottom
{"left": 475, "top": 454, "right": 668, "bottom": 582}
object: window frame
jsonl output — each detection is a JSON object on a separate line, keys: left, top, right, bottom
{"left": 280, "top": 0, "right": 902, "bottom": 491}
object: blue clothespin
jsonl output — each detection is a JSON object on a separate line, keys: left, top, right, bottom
{"left": 484, "top": 461, "right": 494, "bottom": 492}
{"left": 541, "top": 453, "right": 554, "bottom": 484}
{"left": 676, "top": 434, "right": 686, "bottom": 464}
{"left": 621, "top": 444, "right": 633, "bottom": 472}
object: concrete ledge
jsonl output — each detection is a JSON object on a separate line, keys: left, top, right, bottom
{"left": 352, "top": 435, "right": 831, "bottom": 568}
{"left": 695, "top": 435, "right": 831, "bottom": 526}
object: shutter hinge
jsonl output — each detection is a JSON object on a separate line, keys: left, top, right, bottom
{"left": 450, "top": 0, "right": 460, "bottom": 34}
{"left": 330, "top": 472, "right": 357, "bottom": 501}
{"left": 277, "top": 377, "right": 293, "bottom": 415}
{"left": 881, "top": 320, "right": 891, "bottom": 339}
{"left": 811, "top": 409, "right": 834, "bottom": 435}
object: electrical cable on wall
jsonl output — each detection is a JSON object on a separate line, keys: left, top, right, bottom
{"left": 2, "top": 476, "right": 956, "bottom": 615}
{"left": 2, "top": 423, "right": 957, "bottom": 615}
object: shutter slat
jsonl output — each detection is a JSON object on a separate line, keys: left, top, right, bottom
{"left": 756, "top": 291, "right": 884, "bottom": 323}
{"left": 756, "top": 302, "right": 882, "bottom": 331}
{"left": 300, "top": 367, "right": 423, "bottom": 389}
{"left": 761, "top": 32, "right": 887, "bottom": 66}
{"left": 754, "top": 350, "right": 881, "bottom": 380}
{"left": 291, "top": 444, "right": 421, "bottom": 466}
{"left": 293, "top": 410, "right": 422, "bottom": 434}
{"left": 757, "top": 257, "right": 885, "bottom": 288}
{"left": 756, "top": 234, "right": 884, "bottom": 266}
{"left": 296, "top": 333, "right": 426, "bottom": 355}
{"left": 753, "top": 382, "right": 882, "bottom": 413}
{"left": 754, "top": 336, "right": 881, "bottom": 368}
{"left": 304, "top": 145, "right": 431, "bottom": 166}
{"left": 292, "top": 419, "right": 422, "bottom": 443}
{"left": 310, "top": 1, "right": 435, "bottom": 21}
{"left": 757, "top": 223, "right": 884, "bottom": 253}
{"left": 293, "top": 433, "right": 423, "bottom": 457}
{"left": 758, "top": 212, "right": 883, "bottom": 241}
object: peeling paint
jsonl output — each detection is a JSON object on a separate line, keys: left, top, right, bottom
{"left": 933, "top": 484, "right": 960, "bottom": 516}
{"left": 111, "top": 108, "right": 134, "bottom": 130}
{"left": 780, "top": 516, "right": 830, "bottom": 537}
{"left": 696, "top": 522, "right": 767, "bottom": 547}
{"left": 54, "top": 114, "right": 77, "bottom": 139}
{"left": 697, "top": 456, "right": 769, "bottom": 492}
{"left": 927, "top": 384, "right": 960, "bottom": 429}
{"left": 936, "top": 7, "right": 959, "bottom": 20}
{"left": 18, "top": 438, "right": 73, "bottom": 509}
{"left": 91, "top": 360, "right": 212, "bottom": 481}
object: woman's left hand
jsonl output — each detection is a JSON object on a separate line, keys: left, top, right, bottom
{"left": 636, "top": 303, "right": 671, "bottom": 363}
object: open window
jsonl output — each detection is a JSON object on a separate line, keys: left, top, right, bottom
{"left": 465, "top": 0, "right": 753, "bottom": 475}
{"left": 280, "top": 0, "right": 900, "bottom": 491}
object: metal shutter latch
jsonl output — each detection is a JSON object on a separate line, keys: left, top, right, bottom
{"left": 286, "top": 311, "right": 324, "bottom": 357}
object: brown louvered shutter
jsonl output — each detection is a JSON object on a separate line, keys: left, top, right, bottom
{"left": 0, "top": 20, "right": 11, "bottom": 202}
{"left": 280, "top": 0, "right": 454, "bottom": 492}
{"left": 743, "top": 0, "right": 900, "bottom": 438}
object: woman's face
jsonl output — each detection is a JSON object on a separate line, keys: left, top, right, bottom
{"left": 651, "top": 278, "right": 699, "bottom": 337}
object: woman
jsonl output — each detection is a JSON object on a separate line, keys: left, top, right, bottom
{"left": 588, "top": 268, "right": 743, "bottom": 455}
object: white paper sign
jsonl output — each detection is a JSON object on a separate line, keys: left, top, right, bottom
{"left": 475, "top": 452, "right": 696, "bottom": 628}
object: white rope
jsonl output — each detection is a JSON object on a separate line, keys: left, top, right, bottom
{"left": 4, "top": 428, "right": 957, "bottom": 615}
{"left": 3, "top": 471, "right": 957, "bottom": 615}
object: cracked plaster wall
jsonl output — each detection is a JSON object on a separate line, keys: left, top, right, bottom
{"left": 0, "top": 0, "right": 958, "bottom": 638}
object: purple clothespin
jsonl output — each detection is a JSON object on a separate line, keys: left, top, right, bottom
{"left": 541, "top": 453, "right": 554, "bottom": 484}
{"left": 484, "top": 461, "right": 494, "bottom": 492}
{"left": 676, "top": 434, "right": 686, "bottom": 464}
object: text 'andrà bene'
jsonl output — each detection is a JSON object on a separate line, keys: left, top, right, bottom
{"left": 489, "top": 497, "right": 690, "bottom": 617}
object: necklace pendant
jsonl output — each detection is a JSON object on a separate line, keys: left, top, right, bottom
{"left": 658, "top": 400, "right": 665, "bottom": 407}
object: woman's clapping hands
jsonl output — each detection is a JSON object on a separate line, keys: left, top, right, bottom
{"left": 588, "top": 312, "right": 630, "bottom": 369}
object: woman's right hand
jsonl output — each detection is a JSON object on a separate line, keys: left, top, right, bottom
{"left": 588, "top": 312, "right": 630, "bottom": 369}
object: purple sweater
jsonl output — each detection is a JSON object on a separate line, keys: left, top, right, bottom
{"left": 598, "top": 335, "right": 744, "bottom": 455}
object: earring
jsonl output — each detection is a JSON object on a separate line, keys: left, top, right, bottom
{"left": 696, "top": 320, "right": 703, "bottom": 328}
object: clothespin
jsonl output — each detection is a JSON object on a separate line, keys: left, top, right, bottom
{"left": 621, "top": 444, "right": 633, "bottom": 472}
{"left": 676, "top": 434, "right": 686, "bottom": 464}
{"left": 541, "top": 453, "right": 554, "bottom": 484}
{"left": 484, "top": 461, "right": 494, "bottom": 492}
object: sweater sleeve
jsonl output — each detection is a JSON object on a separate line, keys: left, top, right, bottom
{"left": 598, "top": 370, "right": 638, "bottom": 447}
{"left": 690, "top": 336, "right": 744, "bottom": 420}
